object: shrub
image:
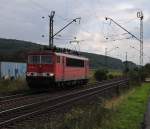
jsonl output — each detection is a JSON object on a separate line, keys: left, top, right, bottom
{"left": 108, "top": 74, "right": 114, "bottom": 79}
{"left": 0, "top": 79, "right": 29, "bottom": 94}
{"left": 127, "top": 67, "right": 148, "bottom": 85}
{"left": 94, "top": 69, "right": 108, "bottom": 81}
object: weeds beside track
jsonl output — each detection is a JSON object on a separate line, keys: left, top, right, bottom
{"left": 0, "top": 78, "right": 129, "bottom": 128}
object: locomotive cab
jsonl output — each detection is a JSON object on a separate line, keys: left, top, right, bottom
{"left": 26, "top": 52, "right": 55, "bottom": 88}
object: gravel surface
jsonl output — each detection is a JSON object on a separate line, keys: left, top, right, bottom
{"left": 143, "top": 97, "right": 150, "bottom": 129}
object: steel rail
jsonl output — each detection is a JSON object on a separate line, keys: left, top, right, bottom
{"left": 0, "top": 78, "right": 129, "bottom": 127}
{"left": 0, "top": 91, "right": 40, "bottom": 102}
{"left": 0, "top": 93, "right": 25, "bottom": 101}
{"left": 0, "top": 79, "right": 127, "bottom": 114}
{"left": 0, "top": 79, "right": 123, "bottom": 111}
{"left": 0, "top": 81, "right": 128, "bottom": 127}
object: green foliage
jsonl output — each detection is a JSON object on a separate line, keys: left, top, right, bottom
{"left": 127, "top": 64, "right": 150, "bottom": 85}
{"left": 0, "top": 79, "right": 29, "bottom": 94}
{"left": 143, "top": 63, "right": 150, "bottom": 77}
{"left": 61, "top": 83, "right": 150, "bottom": 129}
{"left": 108, "top": 74, "right": 114, "bottom": 79}
{"left": 104, "top": 83, "right": 150, "bottom": 129}
{"left": 88, "top": 69, "right": 97, "bottom": 83}
{"left": 94, "top": 69, "right": 108, "bottom": 81}
{"left": 61, "top": 103, "right": 110, "bottom": 129}
{"left": 109, "top": 70, "right": 123, "bottom": 76}
{"left": 128, "top": 68, "right": 141, "bottom": 85}
{"left": 108, "top": 70, "right": 123, "bottom": 79}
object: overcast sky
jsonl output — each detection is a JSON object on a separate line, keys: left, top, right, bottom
{"left": 0, "top": 0, "right": 150, "bottom": 65}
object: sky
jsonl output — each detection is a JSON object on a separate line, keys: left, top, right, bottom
{"left": 0, "top": 0, "right": 150, "bottom": 65}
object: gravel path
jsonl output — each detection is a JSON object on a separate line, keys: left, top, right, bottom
{"left": 143, "top": 97, "right": 150, "bottom": 129}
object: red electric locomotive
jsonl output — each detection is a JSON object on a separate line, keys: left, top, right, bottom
{"left": 26, "top": 50, "right": 89, "bottom": 89}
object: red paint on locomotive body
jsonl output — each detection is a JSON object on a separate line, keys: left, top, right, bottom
{"left": 26, "top": 50, "right": 89, "bottom": 88}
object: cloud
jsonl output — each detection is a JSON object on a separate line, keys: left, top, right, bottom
{"left": 0, "top": 0, "right": 150, "bottom": 64}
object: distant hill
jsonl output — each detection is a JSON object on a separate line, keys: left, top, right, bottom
{"left": 0, "top": 38, "right": 43, "bottom": 62}
{"left": 123, "top": 61, "right": 137, "bottom": 70}
{"left": 0, "top": 38, "right": 42, "bottom": 52}
{"left": 81, "top": 52, "right": 123, "bottom": 70}
{"left": 0, "top": 38, "right": 125, "bottom": 70}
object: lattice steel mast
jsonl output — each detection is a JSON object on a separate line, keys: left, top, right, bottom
{"left": 137, "top": 11, "right": 144, "bottom": 66}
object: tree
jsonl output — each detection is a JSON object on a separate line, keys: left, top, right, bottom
{"left": 94, "top": 69, "right": 108, "bottom": 81}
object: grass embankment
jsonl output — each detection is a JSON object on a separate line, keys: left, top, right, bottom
{"left": 59, "top": 83, "right": 150, "bottom": 129}
{"left": 0, "top": 79, "right": 29, "bottom": 95}
{"left": 89, "top": 69, "right": 96, "bottom": 83}
{"left": 18, "top": 83, "right": 150, "bottom": 129}
{"left": 108, "top": 69, "right": 123, "bottom": 76}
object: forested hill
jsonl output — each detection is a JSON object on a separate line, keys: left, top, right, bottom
{"left": 0, "top": 38, "right": 124, "bottom": 70}
{"left": 81, "top": 52, "right": 123, "bottom": 70}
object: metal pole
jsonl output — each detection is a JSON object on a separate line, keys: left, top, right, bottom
{"left": 138, "top": 11, "right": 144, "bottom": 66}
{"left": 125, "top": 52, "right": 128, "bottom": 72}
{"left": 49, "top": 11, "right": 55, "bottom": 49}
{"left": 105, "top": 48, "right": 107, "bottom": 67}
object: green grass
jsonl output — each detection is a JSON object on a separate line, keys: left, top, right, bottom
{"left": 88, "top": 69, "right": 97, "bottom": 83}
{"left": 15, "top": 83, "right": 150, "bottom": 129}
{"left": 108, "top": 69, "right": 123, "bottom": 76}
{"left": 60, "top": 83, "right": 150, "bottom": 129}
{"left": 106, "top": 83, "right": 150, "bottom": 129}
{"left": 0, "top": 79, "right": 29, "bottom": 95}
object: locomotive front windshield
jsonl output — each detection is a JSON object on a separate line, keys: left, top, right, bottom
{"left": 28, "top": 55, "right": 52, "bottom": 64}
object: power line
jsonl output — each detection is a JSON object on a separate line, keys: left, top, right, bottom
{"left": 104, "top": 36, "right": 133, "bottom": 42}
{"left": 119, "top": 17, "right": 138, "bottom": 25}
{"left": 105, "top": 15, "right": 144, "bottom": 67}
{"left": 30, "top": 0, "right": 70, "bottom": 22}
{"left": 29, "top": 0, "right": 49, "bottom": 13}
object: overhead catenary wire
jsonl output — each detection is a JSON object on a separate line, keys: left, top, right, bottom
{"left": 29, "top": 0, "right": 81, "bottom": 47}
{"left": 130, "top": 45, "right": 150, "bottom": 61}
{"left": 29, "top": 0, "right": 49, "bottom": 13}
{"left": 119, "top": 17, "right": 138, "bottom": 25}
{"left": 29, "top": 0, "right": 72, "bottom": 23}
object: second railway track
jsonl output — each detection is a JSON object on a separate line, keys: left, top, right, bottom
{"left": 0, "top": 78, "right": 129, "bottom": 128}
{"left": 0, "top": 78, "right": 122, "bottom": 111}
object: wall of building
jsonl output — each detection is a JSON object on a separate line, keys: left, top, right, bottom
{"left": 0, "top": 62, "right": 26, "bottom": 79}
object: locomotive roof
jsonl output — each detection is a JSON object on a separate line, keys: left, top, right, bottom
{"left": 28, "top": 51, "right": 89, "bottom": 61}
{"left": 55, "top": 52, "right": 89, "bottom": 61}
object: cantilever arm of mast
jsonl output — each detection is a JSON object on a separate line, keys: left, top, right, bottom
{"left": 105, "top": 17, "right": 141, "bottom": 42}
{"left": 52, "top": 17, "right": 81, "bottom": 39}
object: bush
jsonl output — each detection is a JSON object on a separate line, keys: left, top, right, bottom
{"left": 127, "top": 67, "right": 140, "bottom": 85}
{"left": 94, "top": 69, "right": 108, "bottom": 81}
{"left": 0, "top": 79, "right": 29, "bottom": 94}
{"left": 127, "top": 67, "right": 148, "bottom": 85}
{"left": 108, "top": 74, "right": 114, "bottom": 79}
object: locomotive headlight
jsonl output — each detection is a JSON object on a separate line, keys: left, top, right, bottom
{"left": 50, "top": 73, "right": 54, "bottom": 76}
{"left": 26, "top": 72, "right": 33, "bottom": 76}
{"left": 26, "top": 72, "right": 30, "bottom": 76}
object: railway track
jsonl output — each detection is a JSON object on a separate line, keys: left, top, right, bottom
{"left": 0, "top": 78, "right": 129, "bottom": 128}
{"left": 0, "top": 89, "right": 86, "bottom": 112}
{"left": 0, "top": 78, "right": 122, "bottom": 111}
{"left": 0, "top": 93, "right": 28, "bottom": 101}
{"left": 0, "top": 90, "right": 42, "bottom": 101}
